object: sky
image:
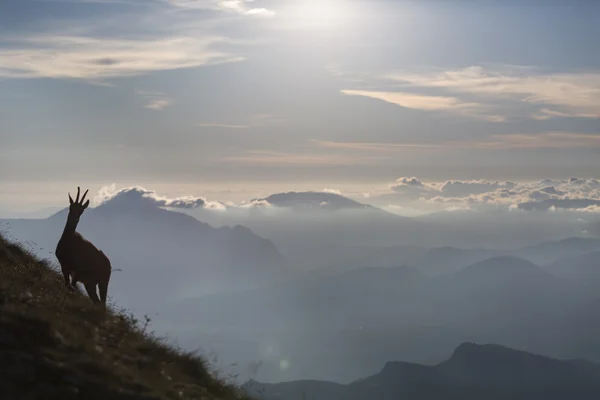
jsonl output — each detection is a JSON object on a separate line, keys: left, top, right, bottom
{"left": 1, "top": 0, "right": 599, "bottom": 211}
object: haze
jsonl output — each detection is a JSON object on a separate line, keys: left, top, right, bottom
{"left": 2, "top": 0, "right": 600, "bottom": 397}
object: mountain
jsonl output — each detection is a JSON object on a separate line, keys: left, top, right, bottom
{"left": 449, "top": 256, "right": 550, "bottom": 284}
{"left": 545, "top": 250, "right": 600, "bottom": 287}
{"left": 257, "top": 191, "right": 381, "bottom": 212}
{"left": 165, "top": 255, "right": 597, "bottom": 383}
{"left": 244, "top": 343, "right": 600, "bottom": 400}
{"left": 317, "top": 237, "right": 600, "bottom": 276}
{"left": 434, "top": 256, "right": 581, "bottom": 330}
{"left": 183, "top": 191, "right": 417, "bottom": 269}
{"left": 514, "top": 237, "right": 600, "bottom": 265}
{"left": 410, "top": 246, "right": 501, "bottom": 275}
{"left": 1, "top": 190, "right": 287, "bottom": 316}
{"left": 408, "top": 238, "right": 600, "bottom": 275}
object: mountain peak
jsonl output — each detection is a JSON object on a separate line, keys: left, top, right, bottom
{"left": 440, "top": 342, "right": 590, "bottom": 384}
{"left": 259, "top": 191, "right": 375, "bottom": 211}
{"left": 448, "top": 342, "right": 520, "bottom": 363}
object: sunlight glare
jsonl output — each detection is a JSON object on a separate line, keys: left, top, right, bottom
{"left": 287, "top": 0, "right": 357, "bottom": 30}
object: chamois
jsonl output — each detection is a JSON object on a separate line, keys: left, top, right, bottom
{"left": 55, "top": 187, "right": 112, "bottom": 306}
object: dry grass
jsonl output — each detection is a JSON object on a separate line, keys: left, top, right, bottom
{"left": 0, "top": 232, "right": 255, "bottom": 400}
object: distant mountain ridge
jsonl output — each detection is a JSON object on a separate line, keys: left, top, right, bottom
{"left": 545, "top": 250, "right": 600, "bottom": 287}
{"left": 245, "top": 343, "right": 600, "bottom": 400}
{"left": 169, "top": 253, "right": 598, "bottom": 383}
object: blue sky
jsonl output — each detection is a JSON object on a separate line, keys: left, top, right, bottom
{"left": 1, "top": 0, "right": 599, "bottom": 209}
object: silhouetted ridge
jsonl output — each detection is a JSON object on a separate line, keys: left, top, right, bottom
{"left": 547, "top": 250, "right": 600, "bottom": 280}
{"left": 454, "top": 256, "right": 550, "bottom": 283}
{"left": 378, "top": 360, "right": 432, "bottom": 379}
{"left": 441, "top": 342, "right": 600, "bottom": 385}
{"left": 246, "top": 342, "right": 600, "bottom": 399}
{"left": 445, "top": 342, "right": 526, "bottom": 366}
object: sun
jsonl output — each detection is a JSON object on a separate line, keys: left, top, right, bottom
{"left": 286, "top": 0, "right": 355, "bottom": 30}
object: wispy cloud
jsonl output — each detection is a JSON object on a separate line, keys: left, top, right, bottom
{"left": 388, "top": 65, "right": 600, "bottom": 120}
{"left": 313, "top": 132, "right": 600, "bottom": 152}
{"left": 166, "top": 0, "right": 275, "bottom": 16}
{"left": 481, "top": 132, "right": 600, "bottom": 149}
{"left": 313, "top": 140, "right": 440, "bottom": 152}
{"left": 137, "top": 90, "right": 173, "bottom": 110}
{"left": 196, "top": 123, "right": 249, "bottom": 129}
{"left": 221, "top": 150, "right": 387, "bottom": 166}
{"left": 35, "top": 0, "right": 155, "bottom": 5}
{"left": 38, "top": 0, "right": 275, "bottom": 15}
{"left": 341, "top": 90, "right": 476, "bottom": 111}
{"left": 0, "top": 35, "right": 244, "bottom": 80}
{"left": 532, "top": 108, "right": 577, "bottom": 120}
{"left": 340, "top": 89, "right": 504, "bottom": 122}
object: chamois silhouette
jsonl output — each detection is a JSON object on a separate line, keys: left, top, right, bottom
{"left": 55, "top": 187, "right": 112, "bottom": 306}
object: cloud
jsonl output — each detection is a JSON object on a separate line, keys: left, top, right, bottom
{"left": 137, "top": 90, "right": 174, "bottom": 110}
{"left": 322, "top": 188, "right": 342, "bottom": 195}
{"left": 196, "top": 123, "right": 249, "bottom": 129}
{"left": 478, "top": 132, "right": 600, "bottom": 150}
{"left": 94, "top": 184, "right": 226, "bottom": 210}
{"left": 340, "top": 90, "right": 503, "bottom": 122}
{"left": 0, "top": 35, "right": 244, "bottom": 80}
{"left": 166, "top": 0, "right": 275, "bottom": 16}
{"left": 313, "top": 140, "right": 439, "bottom": 152}
{"left": 371, "top": 176, "right": 600, "bottom": 214}
{"left": 90, "top": 178, "right": 600, "bottom": 221}
{"left": 238, "top": 199, "right": 273, "bottom": 209}
{"left": 532, "top": 108, "right": 575, "bottom": 120}
{"left": 440, "top": 180, "right": 517, "bottom": 198}
{"left": 387, "top": 65, "right": 600, "bottom": 120}
{"left": 388, "top": 177, "right": 439, "bottom": 201}
{"left": 221, "top": 150, "right": 388, "bottom": 166}
{"left": 314, "top": 132, "right": 600, "bottom": 152}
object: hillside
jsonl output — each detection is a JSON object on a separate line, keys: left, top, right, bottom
{"left": 0, "top": 233, "right": 252, "bottom": 400}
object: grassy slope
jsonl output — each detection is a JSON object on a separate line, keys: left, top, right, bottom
{"left": 0, "top": 233, "right": 254, "bottom": 400}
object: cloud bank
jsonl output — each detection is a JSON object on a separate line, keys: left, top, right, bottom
{"left": 93, "top": 177, "right": 600, "bottom": 218}
{"left": 166, "top": 0, "right": 275, "bottom": 16}
{"left": 0, "top": 0, "right": 275, "bottom": 81}
{"left": 0, "top": 35, "right": 243, "bottom": 80}
{"left": 341, "top": 65, "right": 600, "bottom": 121}
{"left": 376, "top": 176, "right": 600, "bottom": 214}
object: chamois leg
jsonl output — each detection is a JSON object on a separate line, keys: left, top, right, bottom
{"left": 83, "top": 282, "right": 101, "bottom": 304}
{"left": 61, "top": 268, "right": 74, "bottom": 292}
{"left": 98, "top": 278, "right": 109, "bottom": 306}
